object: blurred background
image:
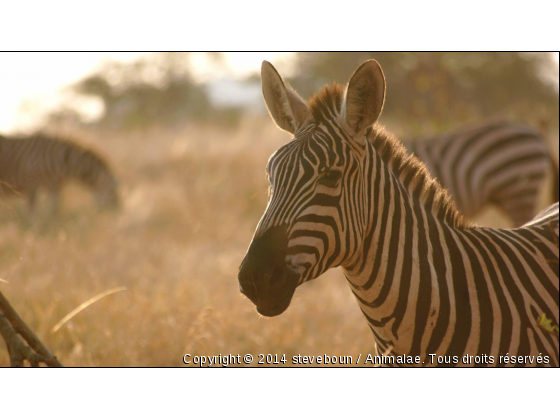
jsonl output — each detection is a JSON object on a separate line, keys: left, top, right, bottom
{"left": 0, "top": 52, "right": 558, "bottom": 366}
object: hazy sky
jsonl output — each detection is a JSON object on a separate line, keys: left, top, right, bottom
{"left": 0, "top": 52, "right": 294, "bottom": 133}
{"left": 0, "top": 52, "right": 557, "bottom": 133}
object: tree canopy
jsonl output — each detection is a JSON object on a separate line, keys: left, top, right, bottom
{"left": 290, "top": 52, "right": 559, "bottom": 132}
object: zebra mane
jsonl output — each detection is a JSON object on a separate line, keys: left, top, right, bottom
{"left": 308, "top": 83, "right": 345, "bottom": 123}
{"left": 367, "top": 126, "right": 471, "bottom": 229}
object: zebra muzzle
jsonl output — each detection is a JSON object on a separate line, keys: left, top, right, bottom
{"left": 238, "top": 225, "right": 298, "bottom": 317}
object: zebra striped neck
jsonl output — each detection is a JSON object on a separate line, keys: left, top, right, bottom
{"left": 366, "top": 126, "right": 469, "bottom": 228}
{"left": 342, "top": 127, "right": 471, "bottom": 358}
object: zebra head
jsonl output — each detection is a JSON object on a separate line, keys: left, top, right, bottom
{"left": 239, "top": 60, "right": 386, "bottom": 317}
{"left": 67, "top": 144, "right": 121, "bottom": 211}
{"left": 95, "top": 173, "right": 120, "bottom": 210}
{"left": 87, "top": 160, "right": 120, "bottom": 211}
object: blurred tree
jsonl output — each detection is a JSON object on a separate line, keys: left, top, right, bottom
{"left": 290, "top": 52, "right": 559, "bottom": 133}
{"left": 69, "top": 53, "right": 217, "bottom": 128}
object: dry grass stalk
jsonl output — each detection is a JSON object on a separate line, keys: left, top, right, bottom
{"left": 52, "top": 287, "right": 127, "bottom": 333}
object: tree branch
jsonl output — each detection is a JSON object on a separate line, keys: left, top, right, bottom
{"left": 0, "top": 290, "right": 63, "bottom": 367}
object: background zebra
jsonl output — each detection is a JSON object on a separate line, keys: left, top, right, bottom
{"left": 0, "top": 133, "right": 119, "bottom": 212}
{"left": 404, "top": 121, "right": 559, "bottom": 226}
{"left": 238, "top": 60, "right": 559, "bottom": 366}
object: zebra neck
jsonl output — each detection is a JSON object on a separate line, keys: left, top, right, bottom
{"left": 341, "top": 137, "right": 462, "bottom": 357}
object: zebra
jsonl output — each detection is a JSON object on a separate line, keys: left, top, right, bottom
{"left": 238, "top": 60, "right": 559, "bottom": 366}
{"left": 0, "top": 133, "right": 119, "bottom": 212}
{"left": 403, "top": 121, "right": 559, "bottom": 227}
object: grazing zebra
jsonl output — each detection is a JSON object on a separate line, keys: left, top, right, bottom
{"left": 0, "top": 133, "right": 119, "bottom": 212}
{"left": 404, "top": 121, "right": 558, "bottom": 226}
{"left": 238, "top": 60, "right": 559, "bottom": 366}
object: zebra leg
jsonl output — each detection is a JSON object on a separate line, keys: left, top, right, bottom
{"left": 27, "top": 188, "right": 38, "bottom": 211}
{"left": 19, "top": 188, "right": 39, "bottom": 227}
{"left": 47, "top": 187, "right": 61, "bottom": 217}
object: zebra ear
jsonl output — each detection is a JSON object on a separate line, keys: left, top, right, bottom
{"left": 261, "top": 61, "right": 310, "bottom": 134}
{"left": 344, "top": 59, "right": 386, "bottom": 134}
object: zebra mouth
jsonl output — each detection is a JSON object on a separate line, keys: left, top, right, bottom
{"left": 256, "top": 290, "right": 295, "bottom": 317}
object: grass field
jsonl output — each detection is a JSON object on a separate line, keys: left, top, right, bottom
{"left": 0, "top": 118, "right": 557, "bottom": 366}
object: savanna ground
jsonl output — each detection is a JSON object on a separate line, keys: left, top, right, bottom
{"left": 0, "top": 118, "right": 558, "bottom": 367}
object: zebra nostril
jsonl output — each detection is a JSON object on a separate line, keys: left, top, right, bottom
{"left": 238, "top": 269, "right": 258, "bottom": 302}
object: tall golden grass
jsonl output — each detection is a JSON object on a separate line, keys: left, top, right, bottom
{"left": 0, "top": 118, "right": 557, "bottom": 366}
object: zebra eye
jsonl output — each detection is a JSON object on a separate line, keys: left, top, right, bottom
{"left": 320, "top": 169, "right": 342, "bottom": 187}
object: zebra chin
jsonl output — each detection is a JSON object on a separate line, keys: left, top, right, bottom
{"left": 255, "top": 287, "right": 296, "bottom": 317}
{"left": 238, "top": 265, "right": 299, "bottom": 318}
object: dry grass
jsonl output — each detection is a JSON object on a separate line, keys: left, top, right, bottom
{"left": 0, "top": 118, "right": 557, "bottom": 367}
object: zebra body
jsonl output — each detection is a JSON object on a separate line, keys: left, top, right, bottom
{"left": 238, "top": 60, "right": 559, "bottom": 366}
{"left": 404, "top": 122, "right": 557, "bottom": 226}
{"left": 0, "top": 133, "right": 119, "bottom": 211}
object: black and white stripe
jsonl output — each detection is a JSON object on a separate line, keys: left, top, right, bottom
{"left": 238, "top": 60, "right": 559, "bottom": 366}
{"left": 0, "top": 133, "right": 119, "bottom": 211}
{"left": 404, "top": 121, "right": 558, "bottom": 226}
